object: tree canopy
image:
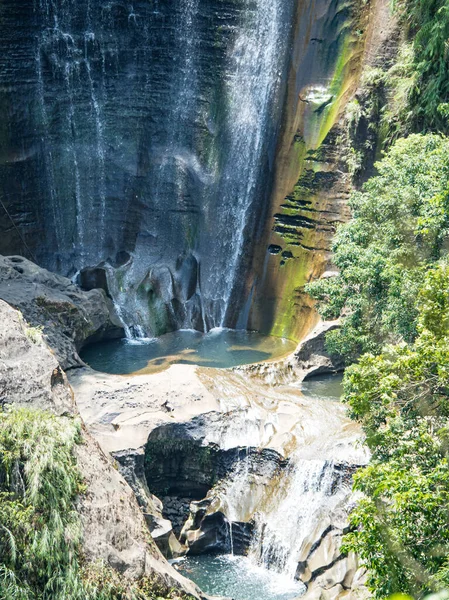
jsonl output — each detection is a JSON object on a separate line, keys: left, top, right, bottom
{"left": 307, "top": 133, "right": 449, "bottom": 362}
{"left": 342, "top": 264, "right": 449, "bottom": 598}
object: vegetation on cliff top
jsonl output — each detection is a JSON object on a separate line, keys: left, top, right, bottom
{"left": 341, "top": 264, "right": 449, "bottom": 597}
{"left": 394, "top": 0, "right": 449, "bottom": 132}
{"left": 308, "top": 135, "right": 449, "bottom": 596}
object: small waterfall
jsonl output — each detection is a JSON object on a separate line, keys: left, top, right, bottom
{"left": 104, "top": 261, "right": 155, "bottom": 340}
{"left": 62, "top": 59, "right": 83, "bottom": 249}
{"left": 220, "top": 450, "right": 254, "bottom": 523}
{"left": 228, "top": 521, "right": 234, "bottom": 556}
{"left": 208, "top": 449, "right": 350, "bottom": 582}
{"left": 248, "top": 459, "right": 344, "bottom": 579}
{"left": 35, "top": 0, "right": 113, "bottom": 268}
{"left": 84, "top": 49, "right": 107, "bottom": 250}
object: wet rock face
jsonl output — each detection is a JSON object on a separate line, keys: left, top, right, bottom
{"left": 180, "top": 497, "right": 254, "bottom": 556}
{"left": 0, "top": 255, "right": 123, "bottom": 369}
{"left": 145, "top": 415, "right": 256, "bottom": 499}
{"left": 0, "top": 0, "right": 295, "bottom": 334}
{"left": 144, "top": 413, "right": 286, "bottom": 553}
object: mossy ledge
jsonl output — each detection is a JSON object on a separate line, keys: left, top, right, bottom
{"left": 247, "top": 0, "right": 390, "bottom": 342}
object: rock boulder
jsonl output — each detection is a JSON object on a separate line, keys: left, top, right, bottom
{"left": 0, "top": 299, "right": 202, "bottom": 598}
{"left": 0, "top": 255, "right": 124, "bottom": 370}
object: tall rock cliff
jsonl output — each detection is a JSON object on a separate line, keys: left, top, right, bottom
{"left": 0, "top": 0, "right": 394, "bottom": 339}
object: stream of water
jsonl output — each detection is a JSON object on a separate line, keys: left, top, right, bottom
{"left": 82, "top": 330, "right": 346, "bottom": 600}
{"left": 175, "top": 374, "right": 347, "bottom": 600}
{"left": 178, "top": 555, "right": 305, "bottom": 600}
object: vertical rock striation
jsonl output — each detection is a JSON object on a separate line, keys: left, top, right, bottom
{"left": 0, "top": 0, "right": 294, "bottom": 335}
{"left": 0, "top": 0, "right": 388, "bottom": 339}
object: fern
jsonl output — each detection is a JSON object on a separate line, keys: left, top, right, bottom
{"left": 393, "top": 0, "right": 449, "bottom": 132}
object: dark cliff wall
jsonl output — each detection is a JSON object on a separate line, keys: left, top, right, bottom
{"left": 0, "top": 0, "right": 386, "bottom": 338}
{"left": 0, "top": 0, "right": 295, "bottom": 334}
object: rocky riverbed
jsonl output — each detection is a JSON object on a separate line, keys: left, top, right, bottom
{"left": 0, "top": 256, "right": 370, "bottom": 600}
{"left": 69, "top": 359, "right": 369, "bottom": 600}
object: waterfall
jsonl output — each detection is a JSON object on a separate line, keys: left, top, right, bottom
{"left": 248, "top": 460, "right": 345, "bottom": 579}
{"left": 35, "top": 0, "right": 112, "bottom": 267}
{"left": 22, "top": 0, "right": 294, "bottom": 337}
{"left": 215, "top": 454, "right": 350, "bottom": 581}
{"left": 204, "top": 0, "right": 292, "bottom": 328}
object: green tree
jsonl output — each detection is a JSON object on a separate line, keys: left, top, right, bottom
{"left": 342, "top": 263, "right": 449, "bottom": 598}
{"left": 307, "top": 133, "right": 449, "bottom": 362}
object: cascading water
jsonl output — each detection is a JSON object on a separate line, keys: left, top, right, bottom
{"left": 248, "top": 459, "right": 344, "bottom": 579}
{"left": 184, "top": 450, "right": 353, "bottom": 596}
{"left": 205, "top": 423, "right": 351, "bottom": 580}
{"left": 208, "top": 436, "right": 352, "bottom": 580}
{"left": 1, "top": 0, "right": 294, "bottom": 338}
{"left": 104, "top": 0, "right": 294, "bottom": 337}
{"left": 203, "top": 0, "right": 292, "bottom": 328}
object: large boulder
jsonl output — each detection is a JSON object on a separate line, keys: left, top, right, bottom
{"left": 294, "top": 504, "right": 369, "bottom": 600}
{"left": 289, "top": 320, "right": 344, "bottom": 380}
{"left": 0, "top": 255, "right": 124, "bottom": 369}
{"left": 0, "top": 299, "right": 203, "bottom": 598}
{"left": 236, "top": 319, "right": 343, "bottom": 384}
{"left": 0, "top": 301, "right": 73, "bottom": 414}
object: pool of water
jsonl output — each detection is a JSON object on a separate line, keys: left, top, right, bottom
{"left": 177, "top": 554, "right": 305, "bottom": 600}
{"left": 300, "top": 372, "right": 343, "bottom": 402}
{"left": 81, "top": 329, "right": 296, "bottom": 375}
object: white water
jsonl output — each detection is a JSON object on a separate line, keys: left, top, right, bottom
{"left": 215, "top": 453, "right": 349, "bottom": 581}
{"left": 85, "top": 52, "right": 107, "bottom": 250}
{"left": 36, "top": 0, "right": 112, "bottom": 266}
{"left": 211, "top": 0, "right": 290, "bottom": 326}
{"left": 249, "top": 459, "right": 344, "bottom": 579}
{"left": 189, "top": 371, "right": 360, "bottom": 584}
